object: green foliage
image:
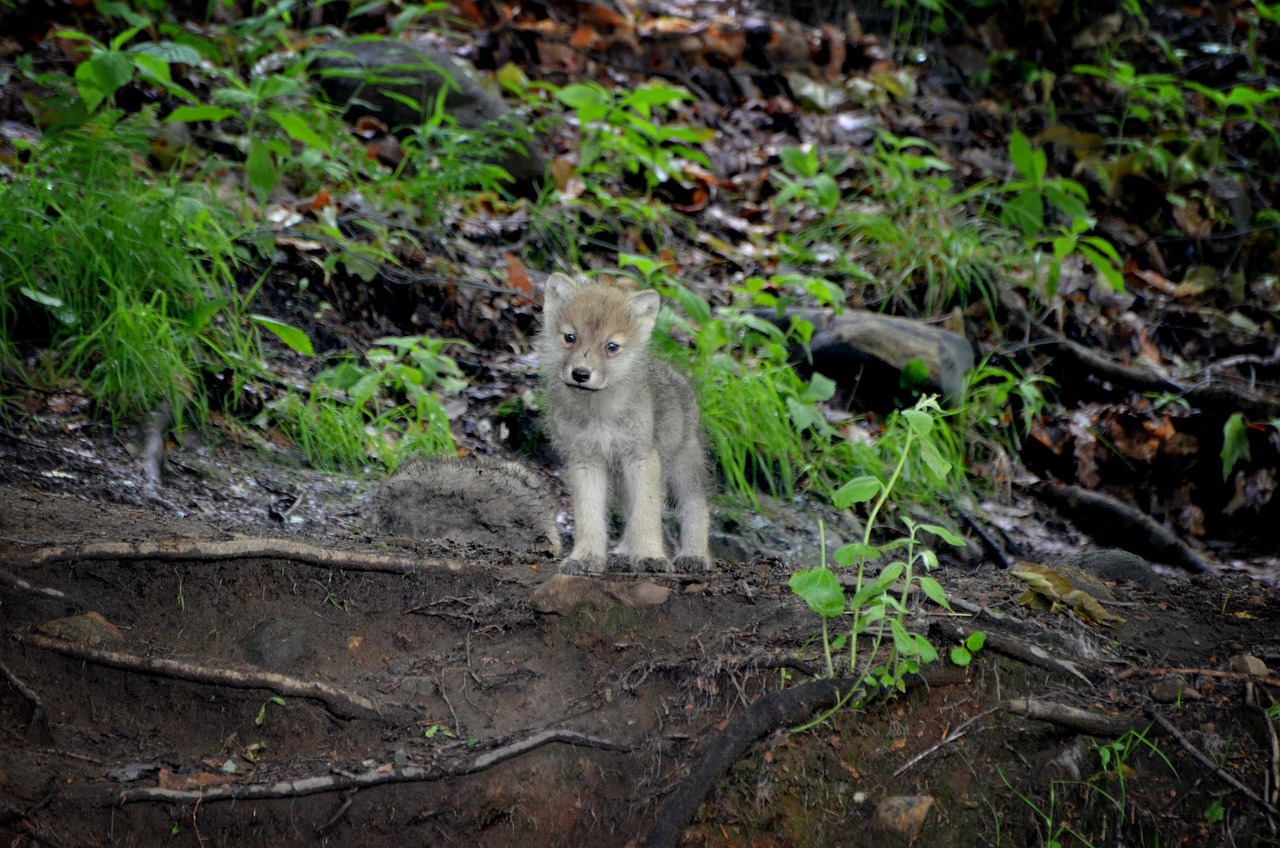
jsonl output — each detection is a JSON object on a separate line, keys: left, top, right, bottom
{"left": 254, "top": 696, "right": 286, "bottom": 726}
{"left": 949, "top": 630, "right": 985, "bottom": 667}
{"left": 267, "top": 335, "right": 464, "bottom": 472}
{"left": 554, "top": 80, "right": 712, "bottom": 195}
{"left": 788, "top": 397, "right": 967, "bottom": 724}
{"left": 1220, "top": 412, "right": 1252, "bottom": 481}
{"left": 998, "top": 130, "right": 1124, "bottom": 296}
{"left": 0, "top": 125, "right": 258, "bottom": 429}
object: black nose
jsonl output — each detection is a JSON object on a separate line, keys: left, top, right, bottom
{"left": 571, "top": 367, "right": 591, "bottom": 383}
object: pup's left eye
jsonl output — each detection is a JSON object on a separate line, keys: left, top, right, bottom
{"left": 605, "top": 341, "right": 620, "bottom": 354}
{"left": 564, "top": 333, "right": 576, "bottom": 344}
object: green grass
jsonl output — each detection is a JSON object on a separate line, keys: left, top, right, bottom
{"left": 0, "top": 121, "right": 258, "bottom": 430}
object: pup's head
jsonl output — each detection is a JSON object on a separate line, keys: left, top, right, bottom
{"left": 541, "top": 273, "right": 659, "bottom": 392}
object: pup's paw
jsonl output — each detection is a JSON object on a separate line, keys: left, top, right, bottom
{"left": 637, "top": 556, "right": 674, "bottom": 574}
{"left": 560, "top": 555, "right": 606, "bottom": 576}
{"left": 674, "top": 554, "right": 712, "bottom": 573}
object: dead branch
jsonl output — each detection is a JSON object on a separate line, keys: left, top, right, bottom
{"left": 641, "top": 677, "right": 862, "bottom": 848}
{"left": 71, "top": 729, "right": 630, "bottom": 806}
{"left": 0, "top": 568, "right": 86, "bottom": 608}
{"left": 1117, "top": 666, "right": 1280, "bottom": 689}
{"left": 1146, "top": 706, "right": 1280, "bottom": 822}
{"left": 1003, "top": 698, "right": 1146, "bottom": 737}
{"left": 1000, "top": 289, "right": 1280, "bottom": 420}
{"left": 3, "top": 538, "right": 451, "bottom": 575}
{"left": 13, "top": 632, "right": 381, "bottom": 720}
{"left": 1025, "top": 481, "right": 1212, "bottom": 574}
{"left": 930, "top": 620, "right": 1094, "bottom": 686}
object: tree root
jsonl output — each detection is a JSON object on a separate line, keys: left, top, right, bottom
{"left": 640, "top": 677, "right": 860, "bottom": 848}
{"left": 4, "top": 537, "right": 455, "bottom": 575}
{"left": 13, "top": 632, "right": 381, "bottom": 720}
{"left": 1025, "top": 480, "right": 1212, "bottom": 573}
{"left": 69, "top": 729, "right": 630, "bottom": 806}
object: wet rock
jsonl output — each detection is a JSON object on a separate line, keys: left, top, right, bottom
{"left": 1228, "top": 654, "right": 1268, "bottom": 676}
{"left": 309, "top": 37, "right": 547, "bottom": 184}
{"left": 242, "top": 618, "right": 308, "bottom": 668}
{"left": 1150, "top": 676, "right": 1199, "bottom": 703}
{"left": 873, "top": 794, "right": 935, "bottom": 844}
{"left": 375, "top": 457, "right": 560, "bottom": 554}
{"left": 1074, "top": 549, "right": 1163, "bottom": 590}
{"left": 531, "top": 574, "right": 671, "bottom": 615}
{"left": 38, "top": 611, "right": 124, "bottom": 647}
{"left": 756, "top": 308, "right": 975, "bottom": 408}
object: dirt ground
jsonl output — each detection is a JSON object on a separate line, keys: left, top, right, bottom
{"left": 2, "top": 428, "right": 1279, "bottom": 847}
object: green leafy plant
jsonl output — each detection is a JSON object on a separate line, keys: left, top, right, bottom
{"left": 998, "top": 130, "right": 1124, "bottom": 296}
{"left": 788, "top": 397, "right": 967, "bottom": 723}
{"left": 0, "top": 126, "right": 260, "bottom": 429}
{"left": 949, "top": 630, "right": 986, "bottom": 667}
{"left": 1221, "top": 412, "right": 1251, "bottom": 480}
{"left": 254, "top": 695, "right": 286, "bottom": 726}
{"left": 266, "top": 334, "right": 466, "bottom": 472}
{"left": 553, "top": 80, "right": 712, "bottom": 196}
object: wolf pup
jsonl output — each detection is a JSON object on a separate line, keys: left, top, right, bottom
{"left": 540, "top": 273, "right": 711, "bottom": 575}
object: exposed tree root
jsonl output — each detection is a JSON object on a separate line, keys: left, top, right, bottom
{"left": 1026, "top": 480, "right": 1212, "bottom": 573}
{"left": 1000, "top": 289, "right": 1280, "bottom": 420}
{"left": 930, "top": 620, "right": 1094, "bottom": 686}
{"left": 4, "top": 538, "right": 457, "bottom": 575}
{"left": 641, "top": 677, "right": 860, "bottom": 848}
{"left": 67, "top": 729, "right": 630, "bottom": 806}
{"left": 1002, "top": 697, "right": 1147, "bottom": 737}
{"left": 0, "top": 568, "right": 85, "bottom": 608}
{"left": 13, "top": 632, "right": 382, "bottom": 720}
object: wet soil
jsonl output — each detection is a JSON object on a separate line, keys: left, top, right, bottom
{"left": 1, "top": 429, "right": 1279, "bottom": 847}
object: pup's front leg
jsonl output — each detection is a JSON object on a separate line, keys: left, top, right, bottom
{"left": 613, "top": 448, "right": 670, "bottom": 571}
{"left": 561, "top": 459, "right": 609, "bottom": 575}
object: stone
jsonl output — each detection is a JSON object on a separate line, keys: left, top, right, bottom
{"left": 310, "top": 37, "right": 547, "bottom": 183}
{"left": 242, "top": 618, "right": 308, "bottom": 668}
{"left": 531, "top": 574, "right": 671, "bottom": 615}
{"left": 873, "top": 794, "right": 935, "bottom": 844}
{"left": 1074, "top": 549, "right": 1163, "bottom": 590}
{"left": 38, "top": 611, "right": 124, "bottom": 647}
{"left": 375, "top": 456, "right": 560, "bottom": 554}
{"left": 1227, "top": 654, "right": 1268, "bottom": 676}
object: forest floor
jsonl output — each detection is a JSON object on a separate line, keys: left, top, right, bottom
{"left": 2, "top": 426, "right": 1279, "bottom": 847}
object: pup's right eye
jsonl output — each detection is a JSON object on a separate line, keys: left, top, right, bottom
{"left": 563, "top": 333, "right": 576, "bottom": 344}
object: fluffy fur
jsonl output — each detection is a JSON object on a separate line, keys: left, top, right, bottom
{"left": 539, "top": 273, "right": 710, "bottom": 574}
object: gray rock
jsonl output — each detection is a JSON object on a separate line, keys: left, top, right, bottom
{"left": 242, "top": 618, "right": 308, "bottom": 668}
{"left": 531, "top": 574, "right": 671, "bottom": 615}
{"left": 375, "top": 457, "right": 560, "bottom": 554}
{"left": 1228, "top": 654, "right": 1268, "bottom": 676}
{"left": 309, "top": 37, "right": 547, "bottom": 183}
{"left": 757, "top": 308, "right": 974, "bottom": 408}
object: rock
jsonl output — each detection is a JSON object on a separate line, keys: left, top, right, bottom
{"left": 309, "top": 37, "right": 547, "bottom": 184}
{"left": 756, "top": 308, "right": 974, "bottom": 408}
{"left": 531, "top": 574, "right": 671, "bottom": 615}
{"left": 873, "top": 794, "right": 935, "bottom": 844}
{"left": 1227, "top": 654, "right": 1268, "bottom": 676}
{"left": 375, "top": 456, "right": 560, "bottom": 554}
{"left": 242, "top": 618, "right": 308, "bottom": 668}
{"left": 38, "top": 611, "right": 124, "bottom": 647}
{"left": 1073, "top": 549, "right": 1163, "bottom": 590}
{"left": 1150, "top": 676, "right": 1199, "bottom": 703}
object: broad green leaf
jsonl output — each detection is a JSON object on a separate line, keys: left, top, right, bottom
{"left": 918, "top": 576, "right": 951, "bottom": 610}
{"left": 965, "top": 631, "right": 986, "bottom": 651}
{"left": 950, "top": 646, "right": 972, "bottom": 667}
{"left": 919, "top": 439, "right": 952, "bottom": 479}
{"left": 801, "top": 373, "right": 837, "bottom": 403}
{"left": 251, "top": 315, "right": 314, "bottom": 356}
{"left": 919, "top": 523, "right": 967, "bottom": 546}
{"left": 833, "top": 542, "right": 880, "bottom": 567}
{"left": 788, "top": 567, "right": 845, "bottom": 618}
{"left": 1221, "top": 412, "right": 1251, "bottom": 481}
{"left": 246, "top": 137, "right": 277, "bottom": 202}
{"left": 166, "top": 104, "right": 238, "bottom": 123}
{"left": 130, "top": 41, "right": 202, "bottom": 65}
{"left": 902, "top": 407, "right": 933, "bottom": 436}
{"left": 779, "top": 145, "right": 818, "bottom": 178}
{"left": 267, "top": 108, "right": 329, "bottom": 151}
{"left": 833, "top": 475, "right": 881, "bottom": 508}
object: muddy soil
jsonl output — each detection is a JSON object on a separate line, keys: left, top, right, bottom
{"left": 1, "top": 429, "right": 1279, "bottom": 847}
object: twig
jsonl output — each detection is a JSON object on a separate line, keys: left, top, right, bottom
{"left": 893, "top": 705, "right": 1003, "bottom": 777}
{"left": 1145, "top": 706, "right": 1280, "bottom": 821}
{"left": 3, "top": 538, "right": 449, "bottom": 576}
{"left": 0, "top": 658, "right": 52, "bottom": 741}
{"left": 0, "top": 569, "right": 86, "bottom": 608}
{"left": 1247, "top": 684, "right": 1280, "bottom": 809}
{"left": 13, "top": 632, "right": 381, "bottom": 721}
{"left": 1003, "top": 698, "right": 1145, "bottom": 737}
{"left": 70, "top": 729, "right": 630, "bottom": 806}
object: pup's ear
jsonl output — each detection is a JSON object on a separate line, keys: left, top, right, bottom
{"left": 543, "top": 273, "right": 578, "bottom": 311}
{"left": 627, "top": 289, "right": 660, "bottom": 339}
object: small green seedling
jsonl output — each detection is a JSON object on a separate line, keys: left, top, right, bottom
{"left": 254, "top": 696, "right": 286, "bottom": 726}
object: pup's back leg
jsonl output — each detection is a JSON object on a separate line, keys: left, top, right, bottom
{"left": 669, "top": 460, "right": 710, "bottom": 571}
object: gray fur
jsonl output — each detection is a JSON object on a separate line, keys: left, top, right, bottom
{"left": 374, "top": 457, "right": 560, "bottom": 553}
{"left": 540, "top": 274, "right": 711, "bottom": 575}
